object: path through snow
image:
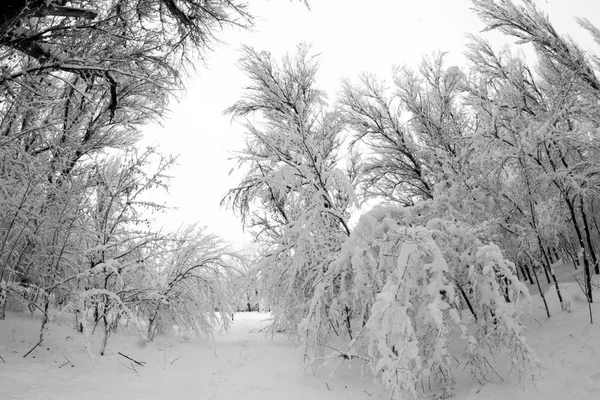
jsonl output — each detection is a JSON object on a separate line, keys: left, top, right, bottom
{"left": 0, "top": 312, "right": 385, "bottom": 400}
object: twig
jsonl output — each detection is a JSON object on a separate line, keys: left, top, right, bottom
{"left": 483, "top": 356, "right": 505, "bottom": 383}
{"left": 59, "top": 356, "right": 74, "bottom": 369}
{"left": 117, "top": 357, "right": 138, "bottom": 374}
{"left": 363, "top": 390, "right": 372, "bottom": 397}
{"left": 325, "top": 382, "right": 331, "bottom": 391}
{"left": 117, "top": 352, "right": 145, "bottom": 366}
{"left": 294, "top": 332, "right": 366, "bottom": 362}
{"left": 23, "top": 339, "right": 43, "bottom": 358}
{"left": 0, "top": 354, "right": 5, "bottom": 363}
{"left": 170, "top": 356, "right": 183, "bottom": 365}
{"left": 7, "top": 287, "right": 44, "bottom": 313}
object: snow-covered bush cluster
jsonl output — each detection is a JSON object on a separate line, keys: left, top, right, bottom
{"left": 0, "top": 148, "right": 236, "bottom": 354}
{"left": 0, "top": 0, "right": 249, "bottom": 355}
{"left": 300, "top": 206, "right": 537, "bottom": 399}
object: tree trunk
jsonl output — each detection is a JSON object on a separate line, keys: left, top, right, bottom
{"left": 520, "top": 263, "right": 534, "bottom": 285}
{"left": 579, "top": 199, "right": 599, "bottom": 274}
{"left": 541, "top": 246, "right": 564, "bottom": 310}
{"left": 533, "top": 261, "right": 551, "bottom": 318}
{"left": 580, "top": 247, "right": 594, "bottom": 304}
{"left": 39, "top": 291, "right": 50, "bottom": 342}
{"left": 147, "top": 307, "right": 160, "bottom": 341}
{"left": 551, "top": 247, "right": 560, "bottom": 263}
{"left": 562, "top": 243, "right": 579, "bottom": 270}
{"left": 547, "top": 248, "right": 556, "bottom": 263}
{"left": 526, "top": 252, "right": 551, "bottom": 318}
{"left": 542, "top": 260, "right": 551, "bottom": 284}
{"left": 100, "top": 314, "right": 110, "bottom": 356}
{"left": 565, "top": 197, "right": 593, "bottom": 302}
{"left": 74, "top": 307, "right": 84, "bottom": 333}
{"left": 100, "top": 310, "right": 119, "bottom": 356}
{"left": 0, "top": 281, "right": 7, "bottom": 320}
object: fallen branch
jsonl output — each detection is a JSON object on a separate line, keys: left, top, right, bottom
{"left": 118, "top": 352, "right": 145, "bottom": 366}
{"left": 23, "top": 339, "right": 43, "bottom": 358}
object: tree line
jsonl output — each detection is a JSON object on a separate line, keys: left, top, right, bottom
{"left": 224, "top": 1, "right": 600, "bottom": 398}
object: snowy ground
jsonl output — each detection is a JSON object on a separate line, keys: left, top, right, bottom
{"left": 1, "top": 281, "right": 599, "bottom": 400}
{"left": 0, "top": 311, "right": 386, "bottom": 400}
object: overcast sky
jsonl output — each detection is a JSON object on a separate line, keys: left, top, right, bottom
{"left": 140, "top": 0, "right": 599, "bottom": 247}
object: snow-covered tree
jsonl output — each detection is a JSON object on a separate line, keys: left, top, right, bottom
{"left": 228, "top": 248, "right": 262, "bottom": 313}
{"left": 340, "top": 53, "right": 470, "bottom": 209}
{"left": 223, "top": 45, "right": 357, "bottom": 332}
{"left": 466, "top": 0, "right": 600, "bottom": 302}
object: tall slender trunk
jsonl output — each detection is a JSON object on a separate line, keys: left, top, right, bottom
{"left": 147, "top": 306, "right": 160, "bottom": 341}
{"left": 561, "top": 241, "right": 579, "bottom": 270}
{"left": 519, "top": 262, "right": 534, "bottom": 285}
{"left": 543, "top": 261, "right": 551, "bottom": 284}
{"left": 39, "top": 291, "right": 50, "bottom": 342}
{"left": 540, "top": 245, "right": 564, "bottom": 309}
{"left": 528, "top": 254, "right": 550, "bottom": 318}
{"left": 579, "top": 198, "right": 599, "bottom": 274}
{"left": 456, "top": 280, "right": 478, "bottom": 322}
{"left": 551, "top": 247, "right": 560, "bottom": 263}
{"left": 547, "top": 248, "right": 556, "bottom": 263}
{"left": 99, "top": 309, "right": 120, "bottom": 356}
{"left": 565, "top": 196, "right": 593, "bottom": 302}
{"left": 74, "top": 307, "right": 84, "bottom": 333}
{"left": 0, "top": 281, "right": 7, "bottom": 320}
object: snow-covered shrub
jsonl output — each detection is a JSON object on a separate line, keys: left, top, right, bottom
{"left": 139, "top": 226, "right": 235, "bottom": 341}
{"left": 301, "top": 205, "right": 538, "bottom": 399}
{"left": 49, "top": 224, "right": 235, "bottom": 354}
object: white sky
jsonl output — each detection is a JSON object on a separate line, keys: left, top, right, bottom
{"left": 140, "top": 0, "right": 599, "bottom": 248}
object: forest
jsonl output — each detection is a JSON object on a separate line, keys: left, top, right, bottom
{"left": 1, "top": 1, "right": 600, "bottom": 399}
